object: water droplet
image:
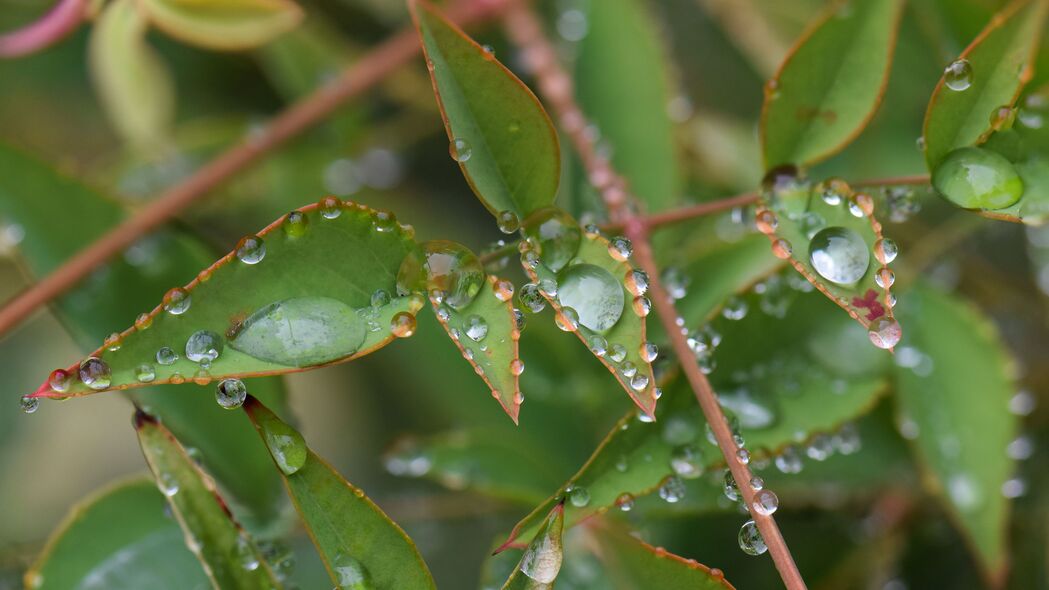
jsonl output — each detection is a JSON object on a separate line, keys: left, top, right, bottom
{"left": 567, "top": 485, "right": 590, "bottom": 507}
{"left": 749, "top": 476, "right": 764, "bottom": 491}
{"left": 156, "top": 347, "right": 178, "bottom": 365}
{"left": 538, "top": 278, "right": 558, "bottom": 297}
{"left": 261, "top": 416, "right": 307, "bottom": 476}
{"left": 722, "top": 296, "right": 748, "bottom": 320}
{"left": 630, "top": 373, "right": 649, "bottom": 391}
{"left": 135, "top": 313, "right": 153, "bottom": 331}
{"left": 332, "top": 552, "right": 372, "bottom": 589}
{"left": 990, "top": 105, "right": 1016, "bottom": 131}
{"left": 719, "top": 387, "right": 779, "bottom": 429}
{"left": 771, "top": 238, "right": 792, "bottom": 259}
{"left": 78, "top": 357, "right": 111, "bottom": 390}
{"left": 510, "top": 358, "right": 525, "bottom": 376}
{"left": 625, "top": 269, "right": 648, "bottom": 296}
{"left": 874, "top": 238, "right": 898, "bottom": 264}
{"left": 738, "top": 520, "right": 767, "bottom": 555}
{"left": 494, "top": 279, "right": 514, "bottom": 302}
{"left": 464, "top": 315, "right": 489, "bottom": 341}
{"left": 607, "top": 236, "right": 633, "bottom": 261}
{"left": 157, "top": 471, "right": 180, "bottom": 497}
{"left": 497, "top": 210, "right": 520, "bottom": 234}
{"left": 522, "top": 208, "right": 582, "bottom": 272}
{"left": 136, "top": 363, "right": 156, "bottom": 383}
{"left": 868, "top": 317, "right": 902, "bottom": 349}
{"left": 216, "top": 378, "right": 247, "bottom": 409}
{"left": 185, "top": 330, "right": 223, "bottom": 364}
{"left": 390, "top": 312, "right": 416, "bottom": 338}
{"left": 20, "top": 396, "right": 38, "bottom": 414}
{"left": 632, "top": 296, "right": 651, "bottom": 317}
{"left": 775, "top": 446, "right": 804, "bottom": 474}
{"left": 816, "top": 178, "right": 850, "bottom": 206}
{"left": 662, "top": 267, "right": 690, "bottom": 300}
{"left": 230, "top": 297, "right": 367, "bottom": 367}
{"left": 806, "top": 434, "right": 834, "bottom": 461}
{"left": 450, "top": 138, "right": 472, "bottom": 162}
{"left": 658, "top": 475, "right": 686, "bottom": 503}
{"left": 397, "top": 241, "right": 485, "bottom": 310}
{"left": 640, "top": 342, "right": 658, "bottom": 362}
{"left": 235, "top": 535, "right": 260, "bottom": 571}
{"left": 372, "top": 210, "right": 397, "bottom": 233}
{"left": 621, "top": 361, "right": 638, "bottom": 377}
{"left": 236, "top": 235, "right": 266, "bottom": 264}
{"left": 518, "top": 283, "right": 546, "bottom": 313}
{"left": 670, "top": 444, "right": 704, "bottom": 479}
{"left": 556, "top": 264, "right": 624, "bottom": 331}
{"left": 556, "top": 307, "right": 580, "bottom": 331}
{"left": 513, "top": 308, "right": 526, "bottom": 332}
{"left": 687, "top": 325, "right": 721, "bottom": 356}
{"left": 737, "top": 448, "right": 751, "bottom": 464}
{"left": 319, "top": 196, "right": 342, "bottom": 219}
{"left": 163, "top": 287, "right": 191, "bottom": 315}
{"left": 754, "top": 209, "right": 778, "bottom": 234}
{"left": 933, "top": 147, "right": 1024, "bottom": 210}
{"left": 609, "top": 343, "right": 627, "bottom": 363}
{"left": 282, "top": 210, "right": 309, "bottom": 237}
{"left": 875, "top": 268, "right": 895, "bottom": 289}
{"left": 723, "top": 471, "right": 740, "bottom": 502}
{"left": 48, "top": 369, "right": 71, "bottom": 392}
{"left": 809, "top": 227, "right": 870, "bottom": 285}
{"left": 104, "top": 332, "right": 122, "bottom": 352}
{"left": 752, "top": 489, "right": 779, "bottom": 516}
{"left": 616, "top": 492, "right": 635, "bottom": 511}
{"left": 519, "top": 526, "right": 562, "bottom": 584}
{"left": 944, "top": 59, "right": 973, "bottom": 91}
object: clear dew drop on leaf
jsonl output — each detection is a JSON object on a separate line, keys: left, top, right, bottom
{"left": 932, "top": 146, "right": 1024, "bottom": 210}
{"left": 230, "top": 297, "right": 368, "bottom": 367}
{"left": 397, "top": 240, "right": 485, "bottom": 310}
{"left": 808, "top": 226, "right": 870, "bottom": 286}
{"left": 556, "top": 264, "right": 624, "bottom": 332}
{"left": 522, "top": 207, "right": 582, "bottom": 272}
{"left": 216, "top": 378, "right": 248, "bottom": 409}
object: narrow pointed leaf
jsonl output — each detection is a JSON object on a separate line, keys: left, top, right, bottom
{"left": 574, "top": 0, "right": 680, "bottom": 212}
{"left": 499, "top": 292, "right": 888, "bottom": 549}
{"left": 501, "top": 503, "right": 564, "bottom": 590}
{"left": 28, "top": 200, "right": 422, "bottom": 399}
{"left": 893, "top": 284, "right": 1017, "bottom": 581}
{"left": 244, "top": 397, "right": 437, "bottom": 590}
{"left": 0, "top": 143, "right": 287, "bottom": 526}
{"left": 138, "top": 0, "right": 303, "bottom": 51}
{"left": 593, "top": 524, "right": 736, "bottom": 590}
{"left": 25, "top": 478, "right": 210, "bottom": 590}
{"left": 758, "top": 174, "right": 901, "bottom": 347}
{"left": 134, "top": 412, "right": 281, "bottom": 589}
{"left": 410, "top": 0, "right": 560, "bottom": 219}
{"left": 430, "top": 276, "right": 523, "bottom": 422}
{"left": 521, "top": 228, "right": 658, "bottom": 416}
{"left": 89, "top": 0, "right": 175, "bottom": 150}
{"left": 922, "top": 0, "right": 1048, "bottom": 169}
{"left": 761, "top": 0, "right": 905, "bottom": 167}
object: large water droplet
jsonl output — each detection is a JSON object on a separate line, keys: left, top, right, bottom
{"left": 261, "top": 416, "right": 307, "bottom": 475}
{"left": 216, "top": 378, "right": 247, "bottom": 409}
{"left": 235, "top": 235, "right": 266, "bottom": 264}
{"left": 556, "top": 264, "right": 624, "bottom": 332}
{"left": 79, "top": 357, "right": 111, "bottom": 390}
{"left": 230, "top": 297, "right": 367, "bottom": 367}
{"left": 522, "top": 208, "right": 582, "bottom": 272}
{"left": 450, "top": 138, "right": 472, "bottom": 162}
{"left": 156, "top": 347, "right": 178, "bottom": 365}
{"left": 163, "top": 287, "right": 191, "bottom": 315}
{"left": 567, "top": 485, "right": 590, "bottom": 507}
{"left": 397, "top": 241, "right": 485, "bottom": 310}
{"left": 944, "top": 59, "right": 973, "bottom": 91}
{"left": 933, "top": 147, "right": 1024, "bottom": 210}
{"left": 752, "top": 489, "right": 779, "bottom": 516}
{"left": 333, "top": 553, "right": 373, "bottom": 589}
{"left": 519, "top": 283, "right": 546, "bottom": 313}
{"left": 390, "top": 312, "right": 416, "bottom": 338}
{"left": 20, "top": 396, "right": 39, "bottom": 414}
{"left": 497, "top": 210, "right": 520, "bottom": 234}
{"left": 808, "top": 227, "right": 870, "bottom": 285}
{"left": 519, "top": 526, "right": 562, "bottom": 584}
{"left": 868, "top": 317, "right": 902, "bottom": 349}
{"left": 185, "top": 330, "right": 223, "bottom": 364}
{"left": 738, "top": 520, "right": 768, "bottom": 555}
{"left": 48, "top": 369, "right": 71, "bottom": 392}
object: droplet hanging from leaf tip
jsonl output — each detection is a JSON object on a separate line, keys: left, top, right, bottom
{"left": 216, "top": 378, "right": 247, "bottom": 409}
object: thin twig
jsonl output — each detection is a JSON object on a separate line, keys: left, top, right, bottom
{"left": 0, "top": 0, "right": 509, "bottom": 340}
{"left": 502, "top": 4, "right": 807, "bottom": 588}
{"left": 0, "top": 0, "right": 85, "bottom": 58}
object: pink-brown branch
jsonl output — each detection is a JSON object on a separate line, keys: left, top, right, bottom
{"left": 0, "top": 0, "right": 86, "bottom": 58}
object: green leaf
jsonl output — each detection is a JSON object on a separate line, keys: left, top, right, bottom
{"left": 139, "top": 0, "right": 303, "bottom": 51}
{"left": 674, "top": 235, "right": 783, "bottom": 326}
{"left": 761, "top": 0, "right": 904, "bottom": 167}
{"left": 893, "top": 284, "right": 1018, "bottom": 581}
{"left": 574, "top": 0, "right": 680, "bottom": 212}
{"left": 758, "top": 172, "right": 901, "bottom": 347}
{"left": 430, "top": 276, "right": 523, "bottom": 422}
{"left": 26, "top": 478, "right": 210, "bottom": 590}
{"left": 592, "top": 523, "right": 735, "bottom": 590}
{"left": 410, "top": 0, "right": 560, "bottom": 219}
{"left": 499, "top": 292, "right": 888, "bottom": 548}
{"left": 27, "top": 200, "right": 422, "bottom": 399}
{"left": 88, "top": 0, "right": 175, "bottom": 151}
{"left": 243, "top": 397, "right": 437, "bottom": 590}
{"left": 922, "top": 0, "right": 1049, "bottom": 169}
{"left": 501, "top": 503, "right": 564, "bottom": 590}
{"left": 0, "top": 143, "right": 288, "bottom": 526}
{"left": 522, "top": 227, "right": 658, "bottom": 416}
{"left": 134, "top": 411, "right": 281, "bottom": 589}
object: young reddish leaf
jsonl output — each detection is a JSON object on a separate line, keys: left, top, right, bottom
{"left": 89, "top": 0, "right": 175, "bottom": 151}
{"left": 498, "top": 292, "right": 888, "bottom": 550}
{"left": 25, "top": 478, "right": 209, "bottom": 590}
{"left": 410, "top": 0, "right": 560, "bottom": 220}
{"left": 27, "top": 200, "right": 422, "bottom": 400}
{"left": 922, "top": 0, "right": 1048, "bottom": 170}
{"left": 501, "top": 502, "right": 564, "bottom": 590}
{"left": 520, "top": 217, "right": 658, "bottom": 417}
{"left": 244, "top": 397, "right": 437, "bottom": 590}
{"left": 134, "top": 411, "right": 281, "bottom": 589}
{"left": 430, "top": 276, "right": 524, "bottom": 422}
{"left": 573, "top": 0, "right": 681, "bottom": 213}
{"left": 138, "top": 0, "right": 303, "bottom": 51}
{"left": 893, "top": 284, "right": 1018, "bottom": 583}
{"left": 761, "top": 0, "right": 905, "bottom": 167}
{"left": 757, "top": 169, "right": 902, "bottom": 350}
{"left": 592, "top": 523, "right": 736, "bottom": 589}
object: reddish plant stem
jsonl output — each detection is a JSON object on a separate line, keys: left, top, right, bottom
{"left": 0, "top": 0, "right": 508, "bottom": 340}
{"left": 0, "top": 0, "right": 85, "bottom": 58}
{"left": 503, "top": 3, "right": 808, "bottom": 588}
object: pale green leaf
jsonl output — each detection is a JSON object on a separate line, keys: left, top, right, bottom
{"left": 139, "top": 0, "right": 303, "bottom": 51}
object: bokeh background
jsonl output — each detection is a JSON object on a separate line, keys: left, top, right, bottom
{"left": 1, "top": 0, "right": 1047, "bottom": 588}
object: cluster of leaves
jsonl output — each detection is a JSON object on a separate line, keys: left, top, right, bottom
{"left": 1, "top": 0, "right": 1046, "bottom": 588}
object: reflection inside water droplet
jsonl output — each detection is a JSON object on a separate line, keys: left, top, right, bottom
{"left": 556, "top": 264, "right": 624, "bottom": 331}
{"left": 230, "top": 297, "right": 369, "bottom": 367}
